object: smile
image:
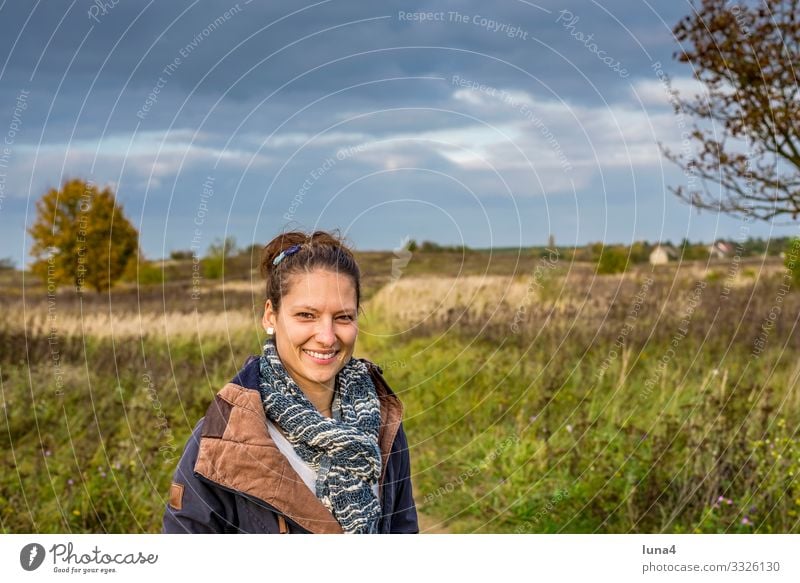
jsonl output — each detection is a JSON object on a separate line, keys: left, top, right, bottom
{"left": 303, "top": 349, "right": 338, "bottom": 362}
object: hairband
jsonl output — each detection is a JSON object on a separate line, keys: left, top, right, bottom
{"left": 272, "top": 243, "right": 302, "bottom": 266}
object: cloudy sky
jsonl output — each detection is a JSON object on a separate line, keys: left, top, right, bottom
{"left": 0, "top": 0, "right": 792, "bottom": 263}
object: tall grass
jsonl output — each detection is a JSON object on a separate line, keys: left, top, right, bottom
{"left": 358, "top": 264, "right": 800, "bottom": 533}
{"left": 0, "top": 331, "right": 256, "bottom": 533}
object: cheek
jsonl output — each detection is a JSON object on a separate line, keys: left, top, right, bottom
{"left": 342, "top": 326, "right": 358, "bottom": 348}
{"left": 277, "top": 325, "right": 304, "bottom": 358}
{"left": 279, "top": 318, "right": 308, "bottom": 343}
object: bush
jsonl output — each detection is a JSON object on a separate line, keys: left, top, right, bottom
{"left": 784, "top": 238, "right": 800, "bottom": 287}
{"left": 201, "top": 256, "right": 224, "bottom": 279}
{"left": 201, "top": 237, "right": 236, "bottom": 279}
{"left": 596, "top": 246, "right": 629, "bottom": 274}
{"left": 121, "top": 258, "right": 165, "bottom": 285}
{"left": 169, "top": 250, "right": 193, "bottom": 260}
{"left": 137, "top": 262, "right": 165, "bottom": 285}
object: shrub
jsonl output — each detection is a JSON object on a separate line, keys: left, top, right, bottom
{"left": 597, "top": 246, "right": 629, "bottom": 274}
{"left": 784, "top": 238, "right": 800, "bottom": 288}
{"left": 169, "top": 250, "right": 193, "bottom": 260}
{"left": 137, "top": 262, "right": 165, "bottom": 285}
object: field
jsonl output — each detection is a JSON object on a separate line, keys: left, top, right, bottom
{"left": 2, "top": 250, "right": 799, "bottom": 533}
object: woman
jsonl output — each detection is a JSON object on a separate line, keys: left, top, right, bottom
{"left": 162, "top": 230, "right": 418, "bottom": 533}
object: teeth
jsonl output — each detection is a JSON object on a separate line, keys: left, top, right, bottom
{"left": 304, "top": 349, "right": 337, "bottom": 360}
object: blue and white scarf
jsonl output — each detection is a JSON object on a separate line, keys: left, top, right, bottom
{"left": 257, "top": 337, "right": 382, "bottom": 533}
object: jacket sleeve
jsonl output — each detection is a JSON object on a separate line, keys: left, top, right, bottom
{"left": 161, "top": 418, "right": 236, "bottom": 533}
{"left": 389, "top": 422, "right": 420, "bottom": 533}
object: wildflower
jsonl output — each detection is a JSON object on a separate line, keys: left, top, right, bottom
{"left": 726, "top": 498, "right": 733, "bottom": 505}
{"left": 114, "top": 462, "right": 121, "bottom": 470}
{"left": 72, "top": 510, "right": 80, "bottom": 516}
{"left": 741, "top": 517, "right": 752, "bottom": 526}
{"left": 45, "top": 450, "right": 52, "bottom": 457}
{"left": 67, "top": 479, "right": 74, "bottom": 486}
{"left": 529, "top": 415, "right": 537, "bottom": 423}
{"left": 566, "top": 425, "right": 573, "bottom": 433}
{"left": 717, "top": 495, "right": 725, "bottom": 502}
{"left": 100, "top": 471, "right": 107, "bottom": 478}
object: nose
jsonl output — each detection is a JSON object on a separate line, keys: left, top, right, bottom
{"left": 314, "top": 317, "right": 336, "bottom": 346}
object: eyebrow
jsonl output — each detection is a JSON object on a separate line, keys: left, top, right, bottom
{"left": 293, "top": 305, "right": 356, "bottom": 315}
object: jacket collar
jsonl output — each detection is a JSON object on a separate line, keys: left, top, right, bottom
{"left": 193, "top": 356, "right": 403, "bottom": 534}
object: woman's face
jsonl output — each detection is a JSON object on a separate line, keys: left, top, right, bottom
{"left": 263, "top": 269, "right": 359, "bottom": 393}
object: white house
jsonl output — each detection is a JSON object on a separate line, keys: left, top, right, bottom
{"left": 649, "top": 245, "right": 677, "bottom": 265}
{"left": 708, "top": 240, "right": 734, "bottom": 259}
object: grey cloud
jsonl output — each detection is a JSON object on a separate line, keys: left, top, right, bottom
{"left": 8, "top": 0, "right": 787, "bottom": 263}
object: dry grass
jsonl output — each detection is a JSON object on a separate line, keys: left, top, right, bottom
{"left": 367, "top": 259, "right": 784, "bottom": 323}
{"left": 367, "top": 275, "right": 528, "bottom": 322}
{"left": 11, "top": 309, "right": 259, "bottom": 340}
{"left": 362, "top": 257, "right": 800, "bottom": 357}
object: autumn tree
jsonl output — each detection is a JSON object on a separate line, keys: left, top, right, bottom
{"left": 664, "top": 0, "right": 800, "bottom": 221}
{"left": 28, "top": 179, "right": 140, "bottom": 292}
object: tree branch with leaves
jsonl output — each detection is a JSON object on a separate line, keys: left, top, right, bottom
{"left": 664, "top": 0, "right": 800, "bottom": 221}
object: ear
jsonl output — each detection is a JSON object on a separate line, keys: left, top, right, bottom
{"left": 262, "top": 300, "right": 276, "bottom": 331}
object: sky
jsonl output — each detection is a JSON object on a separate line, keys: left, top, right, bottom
{"left": 0, "top": 0, "right": 795, "bottom": 264}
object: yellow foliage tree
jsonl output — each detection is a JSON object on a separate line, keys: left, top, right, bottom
{"left": 28, "top": 179, "right": 140, "bottom": 292}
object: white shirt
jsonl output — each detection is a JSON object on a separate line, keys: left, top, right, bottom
{"left": 266, "top": 419, "right": 380, "bottom": 500}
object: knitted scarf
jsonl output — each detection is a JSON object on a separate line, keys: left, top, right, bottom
{"left": 257, "top": 337, "right": 382, "bottom": 533}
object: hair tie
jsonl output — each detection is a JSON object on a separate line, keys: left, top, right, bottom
{"left": 272, "top": 244, "right": 302, "bottom": 266}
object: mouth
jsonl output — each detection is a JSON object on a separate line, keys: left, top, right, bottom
{"left": 302, "top": 348, "right": 340, "bottom": 364}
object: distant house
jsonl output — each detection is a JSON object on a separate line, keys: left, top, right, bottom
{"left": 649, "top": 245, "right": 678, "bottom": 265}
{"left": 708, "top": 240, "right": 734, "bottom": 259}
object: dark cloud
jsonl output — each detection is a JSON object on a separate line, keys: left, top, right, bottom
{"left": 1, "top": 0, "right": 793, "bottom": 264}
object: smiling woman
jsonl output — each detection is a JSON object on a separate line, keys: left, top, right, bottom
{"left": 162, "top": 230, "right": 418, "bottom": 534}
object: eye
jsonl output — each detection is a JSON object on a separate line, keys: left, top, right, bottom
{"left": 337, "top": 314, "right": 355, "bottom": 322}
{"left": 297, "top": 312, "right": 315, "bottom": 319}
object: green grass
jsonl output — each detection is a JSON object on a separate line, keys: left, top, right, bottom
{"left": 357, "top": 329, "right": 800, "bottom": 533}
{"left": 0, "top": 333, "right": 250, "bottom": 533}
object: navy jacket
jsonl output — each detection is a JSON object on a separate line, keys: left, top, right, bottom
{"left": 162, "top": 356, "right": 418, "bottom": 534}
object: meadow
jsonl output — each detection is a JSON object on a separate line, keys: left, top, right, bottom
{"left": 2, "top": 250, "right": 799, "bottom": 533}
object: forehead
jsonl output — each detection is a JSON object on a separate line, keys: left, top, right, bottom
{"left": 284, "top": 269, "right": 357, "bottom": 309}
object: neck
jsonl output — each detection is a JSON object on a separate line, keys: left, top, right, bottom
{"left": 304, "top": 385, "right": 334, "bottom": 414}
{"left": 294, "top": 377, "right": 336, "bottom": 415}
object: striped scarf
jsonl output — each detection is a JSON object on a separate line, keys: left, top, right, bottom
{"left": 257, "top": 337, "right": 382, "bottom": 533}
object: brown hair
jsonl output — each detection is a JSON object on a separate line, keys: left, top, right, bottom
{"left": 260, "top": 230, "right": 361, "bottom": 313}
